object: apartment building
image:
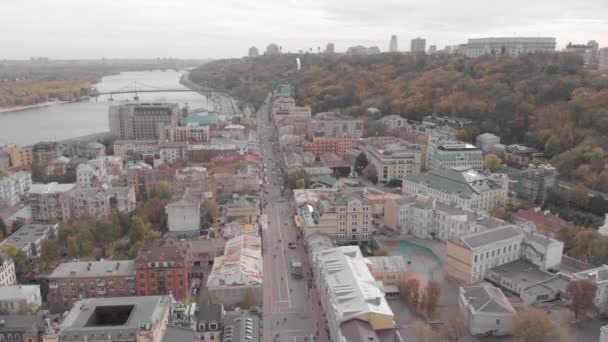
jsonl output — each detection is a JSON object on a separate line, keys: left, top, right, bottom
{"left": 0, "top": 171, "right": 32, "bottom": 207}
{"left": 0, "top": 223, "right": 58, "bottom": 258}
{"left": 504, "top": 144, "right": 543, "bottom": 168}
{"left": 403, "top": 168, "right": 509, "bottom": 212}
{"left": 0, "top": 254, "right": 16, "bottom": 286}
{"left": 380, "top": 115, "right": 408, "bottom": 131}
{"left": 135, "top": 240, "right": 190, "bottom": 300}
{"left": 76, "top": 159, "right": 106, "bottom": 188}
{"left": 313, "top": 247, "right": 397, "bottom": 342}
{"left": 0, "top": 286, "right": 41, "bottom": 315}
{"left": 365, "top": 141, "right": 423, "bottom": 183}
{"left": 465, "top": 37, "right": 556, "bottom": 58}
{"left": 573, "top": 265, "right": 608, "bottom": 314}
{"left": 32, "top": 142, "right": 61, "bottom": 165}
{"left": 109, "top": 102, "right": 179, "bottom": 140}
{"left": 302, "top": 136, "right": 355, "bottom": 158}
{"left": 46, "top": 260, "right": 136, "bottom": 313}
{"left": 0, "top": 315, "right": 45, "bottom": 342}
{"left": 29, "top": 182, "right": 75, "bottom": 222}
{"left": 515, "top": 164, "right": 558, "bottom": 204}
{"left": 600, "top": 47, "right": 608, "bottom": 71}
{"left": 295, "top": 189, "right": 373, "bottom": 245}
{"left": 61, "top": 186, "right": 136, "bottom": 220}
{"left": 2, "top": 145, "right": 33, "bottom": 167}
{"left": 196, "top": 304, "right": 224, "bottom": 342}
{"left": 384, "top": 195, "right": 506, "bottom": 241}
{"left": 43, "top": 296, "right": 171, "bottom": 342}
{"left": 207, "top": 234, "right": 263, "bottom": 307}
{"left": 60, "top": 141, "right": 106, "bottom": 160}
{"left": 166, "top": 187, "right": 201, "bottom": 235}
{"left": 310, "top": 112, "right": 364, "bottom": 138}
{"left": 426, "top": 139, "right": 483, "bottom": 171}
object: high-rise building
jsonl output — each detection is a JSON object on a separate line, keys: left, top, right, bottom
{"left": 411, "top": 37, "right": 426, "bottom": 53}
{"left": 109, "top": 102, "right": 179, "bottom": 140}
{"left": 465, "top": 37, "right": 556, "bottom": 58}
{"left": 563, "top": 41, "right": 600, "bottom": 69}
{"left": 265, "top": 43, "right": 280, "bottom": 55}
{"left": 429, "top": 45, "right": 437, "bottom": 54}
{"left": 248, "top": 46, "right": 259, "bottom": 57}
{"left": 389, "top": 35, "right": 398, "bottom": 52}
{"left": 325, "top": 42, "right": 335, "bottom": 53}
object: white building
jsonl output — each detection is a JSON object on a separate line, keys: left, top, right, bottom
{"left": 459, "top": 283, "right": 515, "bottom": 336}
{"left": 166, "top": 188, "right": 201, "bottom": 235}
{"left": 426, "top": 139, "right": 483, "bottom": 171}
{"left": 0, "top": 223, "right": 58, "bottom": 258}
{"left": 0, "top": 253, "right": 16, "bottom": 286}
{"left": 573, "top": 265, "right": 608, "bottom": 314}
{"left": 207, "top": 234, "right": 263, "bottom": 307}
{"left": 365, "top": 141, "right": 423, "bottom": 183}
{"left": 380, "top": 115, "right": 408, "bottom": 131}
{"left": 476, "top": 133, "right": 501, "bottom": 152}
{"left": 465, "top": 37, "right": 556, "bottom": 58}
{"left": 314, "top": 246, "right": 396, "bottom": 342}
{"left": 28, "top": 182, "right": 75, "bottom": 222}
{"left": 0, "top": 285, "right": 41, "bottom": 314}
{"left": 113, "top": 140, "right": 159, "bottom": 158}
{"left": 76, "top": 160, "right": 107, "bottom": 188}
{"left": 0, "top": 171, "right": 32, "bottom": 207}
{"left": 403, "top": 168, "right": 509, "bottom": 212}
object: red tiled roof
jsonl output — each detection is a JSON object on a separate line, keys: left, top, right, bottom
{"left": 514, "top": 208, "right": 567, "bottom": 229}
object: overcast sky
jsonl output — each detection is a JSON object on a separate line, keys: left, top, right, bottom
{"left": 2, "top": 0, "right": 607, "bottom": 59}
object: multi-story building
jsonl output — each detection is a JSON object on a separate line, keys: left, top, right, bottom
{"left": 113, "top": 140, "right": 159, "bottom": 158}
{"left": 0, "top": 253, "right": 16, "bottom": 286}
{"left": 0, "top": 223, "right": 58, "bottom": 258}
{"left": 515, "top": 164, "right": 558, "bottom": 204}
{"left": 389, "top": 35, "right": 398, "bottom": 52}
{"left": 504, "top": 144, "right": 543, "bottom": 168}
{"left": 207, "top": 234, "right": 263, "bottom": 307}
{"left": 476, "top": 133, "right": 501, "bottom": 152}
{"left": 366, "top": 256, "right": 406, "bottom": 288}
{"left": 445, "top": 225, "right": 563, "bottom": 284}
{"left": 224, "top": 194, "right": 259, "bottom": 224}
{"left": 0, "top": 286, "right": 41, "bottom": 314}
{"left": 563, "top": 41, "right": 599, "bottom": 69}
{"left": 599, "top": 47, "right": 608, "bottom": 71}
{"left": 60, "top": 141, "right": 106, "bottom": 160}
{"left": 310, "top": 112, "right": 364, "bottom": 138}
{"left": 403, "top": 168, "right": 509, "bottom": 212}
{"left": 43, "top": 295, "right": 171, "bottom": 342}
{"left": 380, "top": 115, "right": 408, "bottom": 131}
{"left": 196, "top": 304, "right": 223, "bottom": 342}
{"left": 573, "top": 265, "right": 608, "bottom": 314}
{"left": 166, "top": 187, "right": 201, "bottom": 236}
{"left": 0, "top": 151, "right": 10, "bottom": 170}
{"left": 109, "top": 102, "right": 179, "bottom": 140}
{"left": 411, "top": 37, "right": 426, "bottom": 52}
{"left": 157, "top": 142, "right": 187, "bottom": 165}
{"left": 0, "top": 315, "right": 45, "bottom": 342}
{"left": 165, "top": 123, "right": 210, "bottom": 143}
{"left": 459, "top": 283, "right": 515, "bottom": 336}
{"left": 46, "top": 260, "right": 136, "bottom": 313}
{"left": 248, "top": 46, "right": 259, "bottom": 57}
{"left": 29, "top": 183, "right": 75, "bottom": 222}
{"left": 135, "top": 240, "right": 190, "bottom": 300}
{"left": 32, "top": 142, "right": 61, "bottom": 165}
{"left": 313, "top": 246, "right": 397, "bottom": 342}
{"left": 61, "top": 186, "right": 136, "bottom": 220}
{"left": 76, "top": 159, "right": 106, "bottom": 188}
{"left": 303, "top": 136, "right": 355, "bottom": 158}
{"left": 465, "top": 37, "right": 556, "bottom": 58}
{"left": 384, "top": 195, "right": 506, "bottom": 241}
{"left": 325, "top": 43, "right": 335, "bottom": 54}
{"left": 0, "top": 171, "right": 31, "bottom": 207}
{"left": 513, "top": 208, "right": 568, "bottom": 238}
{"left": 295, "top": 189, "right": 374, "bottom": 244}
{"left": 426, "top": 139, "right": 483, "bottom": 171}
{"left": 365, "top": 141, "right": 423, "bottom": 183}
{"left": 2, "top": 145, "right": 33, "bottom": 167}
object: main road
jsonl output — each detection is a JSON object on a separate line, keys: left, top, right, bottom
{"left": 257, "top": 96, "right": 322, "bottom": 342}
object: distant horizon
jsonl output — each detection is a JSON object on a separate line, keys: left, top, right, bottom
{"left": 1, "top": 0, "right": 606, "bottom": 60}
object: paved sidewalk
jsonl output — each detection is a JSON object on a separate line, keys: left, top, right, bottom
{"left": 308, "top": 287, "right": 330, "bottom": 342}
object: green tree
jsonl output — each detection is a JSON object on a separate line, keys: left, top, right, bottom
{"left": 0, "top": 218, "right": 7, "bottom": 238}
{"left": 1, "top": 245, "right": 31, "bottom": 281}
{"left": 589, "top": 236, "right": 608, "bottom": 266}
{"left": 354, "top": 152, "right": 369, "bottom": 174}
{"left": 40, "top": 240, "right": 61, "bottom": 271}
{"left": 143, "top": 197, "right": 168, "bottom": 232}
{"left": 129, "top": 216, "right": 146, "bottom": 244}
{"left": 557, "top": 224, "right": 580, "bottom": 251}
{"left": 202, "top": 198, "right": 219, "bottom": 223}
{"left": 544, "top": 135, "right": 561, "bottom": 158}
{"left": 128, "top": 241, "right": 143, "bottom": 258}
{"left": 93, "top": 219, "right": 120, "bottom": 257}
{"left": 362, "top": 164, "right": 378, "bottom": 184}
{"left": 155, "top": 181, "right": 173, "bottom": 201}
{"left": 483, "top": 153, "right": 502, "bottom": 172}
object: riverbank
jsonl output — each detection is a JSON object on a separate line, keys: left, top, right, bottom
{"left": 0, "top": 100, "right": 69, "bottom": 114}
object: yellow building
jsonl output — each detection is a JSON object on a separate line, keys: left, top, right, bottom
{"left": 3, "top": 145, "right": 33, "bottom": 167}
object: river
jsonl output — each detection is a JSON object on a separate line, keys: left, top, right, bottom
{"left": 0, "top": 70, "right": 210, "bottom": 146}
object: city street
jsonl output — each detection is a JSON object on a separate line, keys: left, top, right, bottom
{"left": 257, "top": 96, "right": 322, "bottom": 342}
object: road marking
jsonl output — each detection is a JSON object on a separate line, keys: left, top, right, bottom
{"left": 275, "top": 202, "right": 292, "bottom": 307}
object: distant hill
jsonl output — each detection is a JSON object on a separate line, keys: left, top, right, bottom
{"left": 191, "top": 53, "right": 608, "bottom": 194}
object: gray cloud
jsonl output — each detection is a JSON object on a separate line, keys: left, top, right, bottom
{"left": 0, "top": 0, "right": 606, "bottom": 59}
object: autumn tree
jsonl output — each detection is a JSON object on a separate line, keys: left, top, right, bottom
{"left": 423, "top": 280, "right": 442, "bottom": 319}
{"left": 40, "top": 240, "right": 61, "bottom": 271}
{"left": 512, "top": 306, "right": 556, "bottom": 342}
{"left": 589, "top": 235, "right": 608, "bottom": 266}
{"left": 566, "top": 279, "right": 598, "bottom": 321}
{"left": 412, "top": 321, "right": 440, "bottom": 342}
{"left": 362, "top": 164, "right": 378, "bottom": 184}
{"left": 155, "top": 180, "right": 173, "bottom": 201}
{"left": 354, "top": 152, "right": 369, "bottom": 174}
{"left": 571, "top": 228, "right": 599, "bottom": 263}
{"left": 440, "top": 307, "right": 466, "bottom": 341}
{"left": 492, "top": 207, "right": 511, "bottom": 221}
{"left": 129, "top": 216, "right": 146, "bottom": 244}
{"left": 143, "top": 197, "right": 168, "bottom": 232}
{"left": 557, "top": 224, "right": 580, "bottom": 252}
{"left": 401, "top": 278, "right": 421, "bottom": 309}
{"left": 240, "top": 290, "right": 257, "bottom": 309}
{"left": 202, "top": 198, "right": 219, "bottom": 224}
{"left": 483, "top": 153, "right": 502, "bottom": 172}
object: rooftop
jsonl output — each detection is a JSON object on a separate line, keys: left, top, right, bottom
{"left": 0, "top": 223, "right": 56, "bottom": 251}
{"left": 135, "top": 240, "right": 188, "bottom": 263}
{"left": 489, "top": 259, "right": 555, "bottom": 290}
{"left": 59, "top": 296, "right": 170, "bottom": 341}
{"left": 48, "top": 260, "right": 135, "bottom": 279}
{"left": 0, "top": 285, "right": 40, "bottom": 302}
{"left": 460, "top": 283, "right": 515, "bottom": 314}
{"left": 197, "top": 303, "right": 223, "bottom": 324}
{"left": 514, "top": 208, "right": 567, "bottom": 229}
{"left": 573, "top": 265, "right": 608, "bottom": 284}
{"left": 460, "top": 225, "right": 522, "bottom": 249}
{"left": 223, "top": 310, "right": 261, "bottom": 342}
{"left": 406, "top": 168, "right": 504, "bottom": 198}
{"left": 207, "top": 234, "right": 262, "bottom": 288}
{"left": 366, "top": 256, "right": 406, "bottom": 274}
{"left": 0, "top": 315, "right": 45, "bottom": 335}
{"left": 29, "top": 182, "right": 75, "bottom": 194}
